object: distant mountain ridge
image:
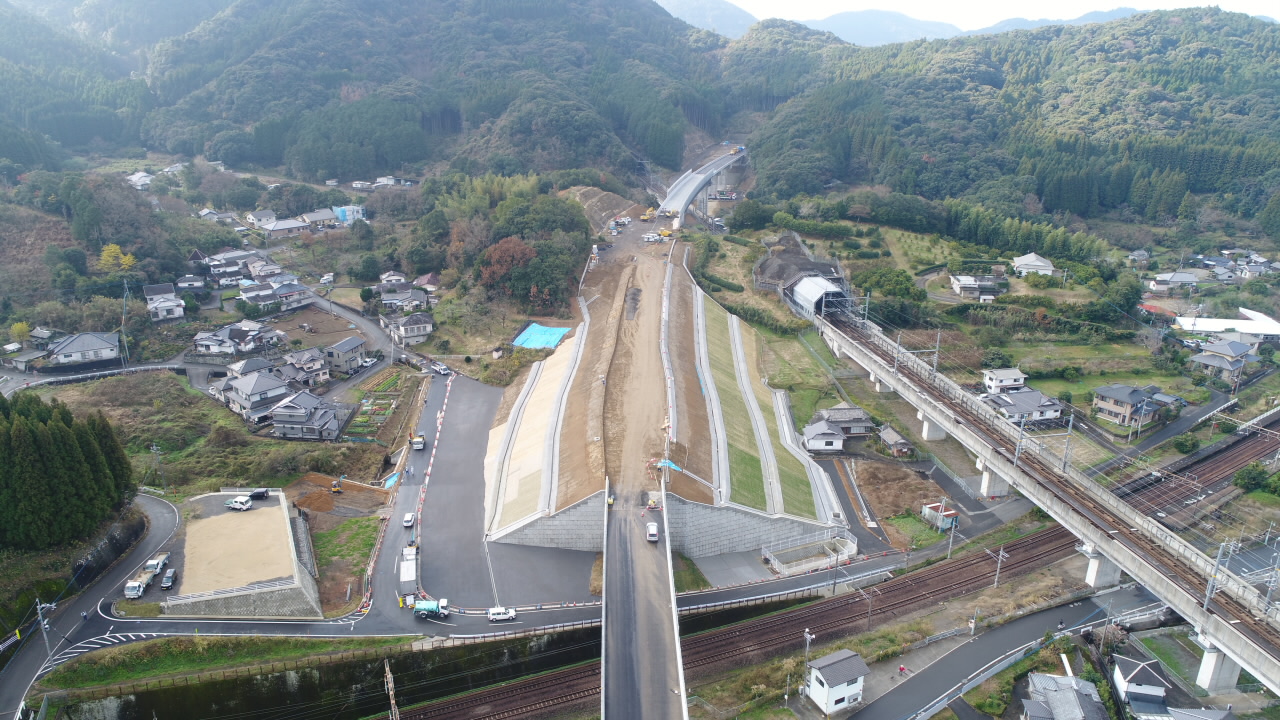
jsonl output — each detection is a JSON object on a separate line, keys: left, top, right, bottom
{"left": 802, "top": 7, "right": 1143, "bottom": 46}
{"left": 654, "top": 0, "right": 756, "bottom": 38}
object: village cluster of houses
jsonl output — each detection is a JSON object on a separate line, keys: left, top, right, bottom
{"left": 367, "top": 270, "right": 438, "bottom": 347}
{"left": 237, "top": 205, "right": 367, "bottom": 239}
{"left": 1141, "top": 248, "right": 1278, "bottom": 295}
{"left": 949, "top": 253, "right": 1057, "bottom": 302}
{"left": 800, "top": 402, "right": 915, "bottom": 457}
{"left": 203, "top": 331, "right": 370, "bottom": 440}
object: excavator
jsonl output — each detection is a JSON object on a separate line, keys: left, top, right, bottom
{"left": 331, "top": 475, "right": 345, "bottom": 494}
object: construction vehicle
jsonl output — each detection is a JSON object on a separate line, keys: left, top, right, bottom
{"left": 144, "top": 552, "right": 170, "bottom": 574}
{"left": 658, "top": 229, "right": 673, "bottom": 238}
{"left": 331, "top": 475, "right": 345, "bottom": 494}
{"left": 411, "top": 435, "right": 426, "bottom": 450}
{"left": 124, "top": 568, "right": 157, "bottom": 599}
{"left": 414, "top": 598, "right": 450, "bottom": 619}
{"left": 400, "top": 546, "right": 418, "bottom": 598}
{"left": 729, "top": 146, "right": 741, "bottom": 155}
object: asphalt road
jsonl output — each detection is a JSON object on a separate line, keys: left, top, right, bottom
{"left": 603, "top": 491, "right": 685, "bottom": 719}
{"left": 659, "top": 151, "right": 745, "bottom": 222}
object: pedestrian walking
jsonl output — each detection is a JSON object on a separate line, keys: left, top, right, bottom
{"left": 899, "top": 665, "right": 906, "bottom": 676}
{"left": 80, "top": 611, "right": 87, "bottom": 621}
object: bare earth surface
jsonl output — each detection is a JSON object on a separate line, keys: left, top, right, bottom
{"left": 181, "top": 505, "right": 294, "bottom": 594}
{"left": 856, "top": 460, "right": 946, "bottom": 548}
{"left": 557, "top": 261, "right": 630, "bottom": 509}
{"left": 668, "top": 251, "right": 714, "bottom": 503}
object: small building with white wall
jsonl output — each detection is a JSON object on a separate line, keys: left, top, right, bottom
{"left": 806, "top": 649, "right": 870, "bottom": 714}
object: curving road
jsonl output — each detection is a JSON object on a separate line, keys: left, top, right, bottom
{"left": 658, "top": 151, "right": 745, "bottom": 223}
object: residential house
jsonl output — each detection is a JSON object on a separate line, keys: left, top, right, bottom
{"left": 325, "top": 336, "right": 366, "bottom": 372}
{"left": 949, "top": 274, "right": 1005, "bottom": 301}
{"left": 1221, "top": 248, "right": 1249, "bottom": 259}
{"left": 176, "top": 275, "right": 205, "bottom": 291}
{"left": 1113, "top": 655, "right": 1171, "bottom": 705}
{"left": 803, "top": 403, "right": 875, "bottom": 448}
{"left": 382, "top": 312, "right": 434, "bottom": 346}
{"left": 244, "top": 210, "right": 276, "bottom": 228}
{"left": 1128, "top": 250, "right": 1151, "bottom": 266}
{"left": 187, "top": 248, "right": 210, "bottom": 267}
{"left": 1212, "top": 266, "right": 1236, "bottom": 284}
{"left": 160, "top": 163, "right": 185, "bottom": 175}
{"left": 325, "top": 179, "right": 339, "bottom": 187}
{"left": 982, "top": 388, "right": 1065, "bottom": 422}
{"left": 3, "top": 342, "right": 20, "bottom": 354}
{"left": 803, "top": 421, "right": 846, "bottom": 452}
{"left": 275, "top": 347, "right": 330, "bottom": 387}
{"left": 376, "top": 176, "right": 412, "bottom": 186}
{"left": 983, "top": 368, "right": 1027, "bottom": 394}
{"left": 142, "top": 283, "right": 184, "bottom": 322}
{"left": 805, "top": 649, "right": 870, "bottom": 715}
{"left": 1188, "top": 340, "right": 1260, "bottom": 382}
{"left": 270, "top": 391, "right": 342, "bottom": 440}
{"left": 266, "top": 273, "right": 301, "bottom": 288}
{"left": 227, "top": 357, "right": 274, "bottom": 378}
{"left": 300, "top": 208, "right": 338, "bottom": 229}
{"left": 26, "top": 326, "right": 58, "bottom": 349}
{"left": 1012, "top": 252, "right": 1055, "bottom": 277}
{"left": 332, "top": 205, "right": 365, "bottom": 226}
{"left": 9, "top": 350, "right": 45, "bottom": 371}
{"left": 46, "top": 332, "right": 119, "bottom": 366}
{"left": 192, "top": 320, "right": 285, "bottom": 355}
{"left": 380, "top": 271, "right": 408, "bottom": 284}
{"left": 198, "top": 208, "right": 238, "bottom": 223}
{"left": 248, "top": 260, "right": 284, "bottom": 281}
{"left": 921, "top": 502, "right": 958, "bottom": 530}
{"left": 1175, "top": 308, "right": 1280, "bottom": 343}
{"left": 272, "top": 283, "right": 314, "bottom": 311}
{"left": 351, "top": 181, "right": 373, "bottom": 190}
{"left": 1239, "top": 264, "right": 1271, "bottom": 279}
{"left": 260, "top": 218, "right": 309, "bottom": 239}
{"left": 1147, "top": 272, "right": 1199, "bottom": 295}
{"left": 414, "top": 272, "right": 441, "bottom": 292}
{"left": 1022, "top": 673, "right": 1108, "bottom": 720}
{"left": 380, "top": 286, "right": 430, "bottom": 310}
{"left": 223, "top": 372, "right": 291, "bottom": 423}
{"left": 1092, "top": 384, "right": 1163, "bottom": 426}
{"left": 879, "top": 426, "right": 913, "bottom": 457}
{"left": 238, "top": 282, "right": 277, "bottom": 303}
{"left": 126, "top": 171, "right": 153, "bottom": 190}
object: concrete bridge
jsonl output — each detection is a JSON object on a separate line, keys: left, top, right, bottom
{"left": 814, "top": 311, "right": 1280, "bottom": 694}
{"left": 658, "top": 151, "right": 747, "bottom": 226}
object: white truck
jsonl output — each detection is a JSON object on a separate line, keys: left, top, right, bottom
{"left": 411, "top": 435, "right": 426, "bottom": 450}
{"left": 124, "top": 568, "right": 156, "bottom": 599}
{"left": 145, "top": 552, "right": 170, "bottom": 574}
{"left": 399, "top": 546, "right": 418, "bottom": 599}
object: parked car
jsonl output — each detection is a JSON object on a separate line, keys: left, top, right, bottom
{"left": 431, "top": 361, "right": 451, "bottom": 375}
{"left": 646, "top": 522, "right": 659, "bottom": 542}
{"left": 487, "top": 606, "right": 517, "bottom": 622}
{"left": 360, "top": 357, "right": 378, "bottom": 368}
{"left": 249, "top": 488, "right": 270, "bottom": 500}
{"left": 160, "top": 568, "right": 177, "bottom": 590}
{"left": 403, "top": 512, "right": 416, "bottom": 528}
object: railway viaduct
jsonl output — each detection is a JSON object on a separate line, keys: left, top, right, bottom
{"left": 658, "top": 150, "right": 746, "bottom": 226}
{"left": 815, "top": 311, "right": 1280, "bottom": 694}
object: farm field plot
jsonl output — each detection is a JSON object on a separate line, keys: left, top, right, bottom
{"left": 703, "top": 297, "right": 766, "bottom": 510}
{"left": 740, "top": 328, "right": 816, "bottom": 518}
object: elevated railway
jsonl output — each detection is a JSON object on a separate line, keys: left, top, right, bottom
{"left": 820, "top": 312, "right": 1280, "bottom": 688}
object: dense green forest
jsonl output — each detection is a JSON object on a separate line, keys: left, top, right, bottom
{"left": 0, "top": 392, "right": 133, "bottom": 551}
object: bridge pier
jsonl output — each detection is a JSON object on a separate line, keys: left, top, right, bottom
{"left": 1080, "top": 542, "right": 1123, "bottom": 588}
{"left": 867, "top": 372, "right": 894, "bottom": 393}
{"left": 974, "top": 457, "right": 1010, "bottom": 497}
{"left": 917, "top": 410, "right": 948, "bottom": 441}
{"left": 1195, "top": 637, "right": 1243, "bottom": 693}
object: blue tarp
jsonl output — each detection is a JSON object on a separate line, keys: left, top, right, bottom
{"left": 382, "top": 472, "right": 401, "bottom": 489}
{"left": 513, "top": 323, "right": 571, "bottom": 349}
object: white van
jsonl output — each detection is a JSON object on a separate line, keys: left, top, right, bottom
{"left": 487, "top": 606, "right": 517, "bottom": 622}
{"left": 646, "top": 522, "right": 659, "bottom": 542}
{"left": 225, "top": 496, "right": 252, "bottom": 511}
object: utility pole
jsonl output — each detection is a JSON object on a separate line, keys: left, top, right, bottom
{"left": 986, "top": 546, "right": 1009, "bottom": 588}
{"left": 1060, "top": 412, "right": 1075, "bottom": 473}
{"left": 150, "top": 443, "right": 168, "bottom": 495}
{"left": 892, "top": 332, "right": 903, "bottom": 375}
{"left": 384, "top": 659, "right": 400, "bottom": 720}
{"left": 34, "top": 597, "right": 56, "bottom": 658}
{"left": 970, "top": 607, "right": 979, "bottom": 635}
{"left": 1266, "top": 552, "right": 1279, "bottom": 607}
{"left": 1013, "top": 415, "right": 1029, "bottom": 467}
{"left": 932, "top": 330, "right": 941, "bottom": 374}
{"left": 803, "top": 628, "right": 815, "bottom": 665}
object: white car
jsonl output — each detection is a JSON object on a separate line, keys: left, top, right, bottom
{"left": 646, "top": 522, "right": 659, "bottom": 542}
{"left": 487, "top": 606, "right": 517, "bottom": 622}
{"left": 403, "top": 512, "right": 415, "bottom": 527}
{"left": 360, "top": 357, "right": 378, "bottom": 368}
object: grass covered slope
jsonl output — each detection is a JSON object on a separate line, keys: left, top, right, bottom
{"left": 703, "top": 296, "right": 767, "bottom": 510}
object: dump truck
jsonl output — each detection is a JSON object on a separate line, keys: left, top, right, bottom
{"left": 658, "top": 229, "right": 673, "bottom": 238}
{"left": 124, "top": 568, "right": 156, "bottom": 599}
{"left": 144, "top": 552, "right": 170, "bottom": 574}
{"left": 411, "top": 435, "right": 426, "bottom": 450}
{"left": 414, "top": 598, "right": 450, "bottom": 619}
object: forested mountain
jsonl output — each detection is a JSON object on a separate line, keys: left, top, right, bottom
{"left": 958, "top": 9, "right": 1140, "bottom": 38}
{"left": 140, "top": 0, "right": 726, "bottom": 177}
{"left": 4, "top": 0, "right": 234, "bottom": 53}
{"left": 743, "top": 8, "right": 1280, "bottom": 228}
{"left": 655, "top": 0, "right": 757, "bottom": 39}
{"left": 803, "top": 10, "right": 961, "bottom": 47}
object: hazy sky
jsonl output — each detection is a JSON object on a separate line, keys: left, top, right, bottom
{"left": 728, "top": 1, "right": 1275, "bottom": 31}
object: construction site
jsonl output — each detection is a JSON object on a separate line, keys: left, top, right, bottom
{"left": 482, "top": 196, "right": 846, "bottom": 561}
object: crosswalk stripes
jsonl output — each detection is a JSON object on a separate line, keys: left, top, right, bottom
{"left": 42, "top": 633, "right": 164, "bottom": 672}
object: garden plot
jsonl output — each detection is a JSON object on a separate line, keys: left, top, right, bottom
{"left": 703, "top": 297, "right": 766, "bottom": 510}
{"left": 344, "top": 369, "right": 405, "bottom": 440}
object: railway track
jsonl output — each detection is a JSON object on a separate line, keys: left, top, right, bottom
{"left": 1116, "top": 420, "right": 1280, "bottom": 519}
{"left": 824, "top": 315, "right": 1280, "bottom": 659}
{"left": 390, "top": 526, "right": 1075, "bottom": 719}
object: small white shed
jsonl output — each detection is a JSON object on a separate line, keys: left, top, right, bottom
{"left": 806, "top": 649, "right": 870, "bottom": 714}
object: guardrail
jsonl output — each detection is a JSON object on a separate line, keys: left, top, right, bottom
{"left": 164, "top": 578, "right": 296, "bottom": 603}
{"left": 8, "top": 364, "right": 183, "bottom": 394}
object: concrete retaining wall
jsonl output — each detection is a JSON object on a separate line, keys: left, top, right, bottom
{"left": 491, "top": 490, "right": 606, "bottom": 552}
{"left": 163, "top": 576, "right": 321, "bottom": 618}
{"left": 666, "top": 493, "right": 830, "bottom": 558}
